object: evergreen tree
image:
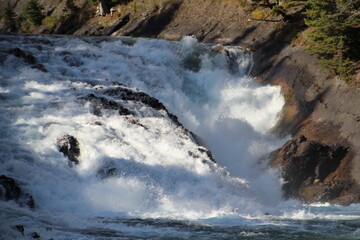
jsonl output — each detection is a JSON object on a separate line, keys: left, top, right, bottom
{"left": 20, "top": 0, "right": 45, "bottom": 25}
{"left": 304, "top": 0, "right": 360, "bottom": 79}
{"left": 4, "top": 3, "right": 18, "bottom": 32}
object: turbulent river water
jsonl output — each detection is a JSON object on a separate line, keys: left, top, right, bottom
{"left": 0, "top": 34, "right": 359, "bottom": 239}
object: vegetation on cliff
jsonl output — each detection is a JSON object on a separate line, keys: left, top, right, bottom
{"left": 304, "top": 0, "right": 360, "bottom": 80}
{"left": 248, "top": 0, "right": 359, "bottom": 80}
{"left": 4, "top": 3, "right": 18, "bottom": 32}
{"left": 19, "top": 0, "right": 45, "bottom": 25}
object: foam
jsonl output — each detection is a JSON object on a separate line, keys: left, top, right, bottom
{"left": 0, "top": 34, "right": 320, "bottom": 226}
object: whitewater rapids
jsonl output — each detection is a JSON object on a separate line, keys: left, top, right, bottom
{"left": 0, "top": 34, "right": 359, "bottom": 239}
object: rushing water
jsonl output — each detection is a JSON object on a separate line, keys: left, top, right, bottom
{"left": 0, "top": 34, "right": 359, "bottom": 239}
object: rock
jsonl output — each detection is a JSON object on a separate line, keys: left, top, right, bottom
{"left": 198, "top": 147, "right": 216, "bottom": 163}
{"left": 15, "top": 225, "right": 25, "bottom": 236}
{"left": 104, "top": 87, "right": 166, "bottom": 111}
{"left": 9, "top": 48, "right": 36, "bottom": 65}
{"left": 82, "top": 93, "right": 132, "bottom": 116}
{"left": 270, "top": 135, "right": 349, "bottom": 202}
{"left": 104, "top": 87, "right": 182, "bottom": 126}
{"left": 31, "top": 63, "right": 48, "bottom": 72}
{"left": 0, "top": 175, "right": 35, "bottom": 209}
{"left": 8, "top": 48, "right": 48, "bottom": 72}
{"left": 32, "top": 232, "right": 40, "bottom": 239}
{"left": 106, "top": 13, "right": 131, "bottom": 36}
{"left": 56, "top": 135, "right": 80, "bottom": 165}
{"left": 97, "top": 162, "right": 117, "bottom": 180}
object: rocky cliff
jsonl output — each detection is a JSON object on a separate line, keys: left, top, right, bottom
{"left": 1, "top": 0, "right": 359, "bottom": 205}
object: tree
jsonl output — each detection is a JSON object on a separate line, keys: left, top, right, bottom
{"left": 304, "top": 0, "right": 360, "bottom": 79}
{"left": 88, "top": 0, "right": 131, "bottom": 16}
{"left": 250, "top": 0, "right": 293, "bottom": 21}
{"left": 4, "top": 2, "right": 18, "bottom": 32}
{"left": 20, "top": 0, "right": 45, "bottom": 25}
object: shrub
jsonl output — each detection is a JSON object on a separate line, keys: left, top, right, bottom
{"left": 20, "top": 0, "right": 45, "bottom": 25}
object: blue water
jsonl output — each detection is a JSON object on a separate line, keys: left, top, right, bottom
{"left": 0, "top": 34, "right": 359, "bottom": 239}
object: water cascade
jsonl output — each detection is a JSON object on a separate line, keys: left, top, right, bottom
{"left": 0, "top": 35, "right": 359, "bottom": 239}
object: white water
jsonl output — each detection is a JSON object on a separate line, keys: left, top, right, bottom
{"left": 0, "top": 35, "right": 359, "bottom": 239}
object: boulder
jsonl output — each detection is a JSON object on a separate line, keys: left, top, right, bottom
{"left": 8, "top": 48, "right": 48, "bottom": 72}
{"left": 270, "top": 135, "right": 349, "bottom": 203}
{"left": 56, "top": 135, "right": 80, "bottom": 165}
{"left": 104, "top": 87, "right": 182, "bottom": 126}
{"left": 0, "top": 175, "right": 35, "bottom": 209}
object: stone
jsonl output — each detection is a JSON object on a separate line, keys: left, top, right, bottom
{"left": 103, "top": 87, "right": 182, "bottom": 126}
{"left": 0, "top": 175, "right": 35, "bottom": 209}
{"left": 82, "top": 93, "right": 132, "bottom": 116}
{"left": 106, "top": 13, "right": 131, "bottom": 36}
{"left": 15, "top": 225, "right": 25, "bottom": 236}
{"left": 56, "top": 135, "right": 80, "bottom": 165}
{"left": 32, "top": 232, "right": 40, "bottom": 239}
{"left": 270, "top": 135, "right": 349, "bottom": 202}
{"left": 9, "top": 48, "right": 36, "bottom": 65}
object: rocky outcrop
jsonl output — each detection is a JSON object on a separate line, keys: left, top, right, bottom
{"left": 82, "top": 93, "right": 132, "bottom": 116}
{"left": 0, "top": 175, "right": 35, "bottom": 209}
{"left": 8, "top": 48, "right": 47, "bottom": 72}
{"left": 56, "top": 135, "right": 81, "bottom": 165}
{"left": 86, "top": 85, "right": 217, "bottom": 180}
{"left": 270, "top": 136, "right": 358, "bottom": 204}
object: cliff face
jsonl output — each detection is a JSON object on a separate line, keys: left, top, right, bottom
{"left": 1, "top": 0, "right": 359, "bottom": 204}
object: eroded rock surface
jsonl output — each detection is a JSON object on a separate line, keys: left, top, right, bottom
{"left": 270, "top": 136, "right": 359, "bottom": 204}
{"left": 0, "top": 175, "right": 35, "bottom": 209}
{"left": 56, "top": 134, "right": 81, "bottom": 165}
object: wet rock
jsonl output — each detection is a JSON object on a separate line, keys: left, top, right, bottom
{"left": 198, "top": 147, "right": 216, "bottom": 163}
{"left": 8, "top": 47, "right": 48, "bottom": 72}
{"left": 104, "top": 87, "right": 166, "bottom": 111}
{"left": 62, "top": 54, "right": 84, "bottom": 67}
{"left": 104, "top": 87, "right": 181, "bottom": 126}
{"left": 82, "top": 93, "right": 132, "bottom": 116}
{"left": 97, "top": 162, "right": 117, "bottom": 180}
{"left": 31, "top": 63, "right": 48, "bottom": 72}
{"left": 15, "top": 225, "right": 25, "bottom": 236}
{"left": 56, "top": 135, "right": 80, "bottom": 165}
{"left": 0, "top": 175, "right": 35, "bottom": 209}
{"left": 9, "top": 48, "right": 36, "bottom": 65}
{"left": 32, "top": 232, "right": 40, "bottom": 239}
{"left": 270, "top": 135, "right": 348, "bottom": 202}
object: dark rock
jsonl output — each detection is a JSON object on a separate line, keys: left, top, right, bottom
{"left": 97, "top": 163, "right": 117, "bottom": 180}
{"left": 0, "top": 175, "right": 35, "bottom": 209}
{"left": 62, "top": 55, "right": 84, "bottom": 67}
{"left": 82, "top": 93, "right": 132, "bottom": 116}
{"left": 8, "top": 47, "right": 48, "bottom": 72}
{"left": 9, "top": 48, "right": 36, "bottom": 65}
{"left": 198, "top": 147, "right": 216, "bottom": 163}
{"left": 32, "top": 232, "right": 40, "bottom": 239}
{"left": 31, "top": 64, "right": 48, "bottom": 72}
{"left": 0, "top": 175, "right": 21, "bottom": 200}
{"left": 105, "top": 13, "right": 131, "bottom": 36}
{"left": 56, "top": 135, "right": 80, "bottom": 165}
{"left": 15, "top": 225, "right": 25, "bottom": 236}
{"left": 103, "top": 87, "right": 182, "bottom": 126}
{"left": 270, "top": 136, "right": 348, "bottom": 202}
{"left": 104, "top": 87, "right": 166, "bottom": 111}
